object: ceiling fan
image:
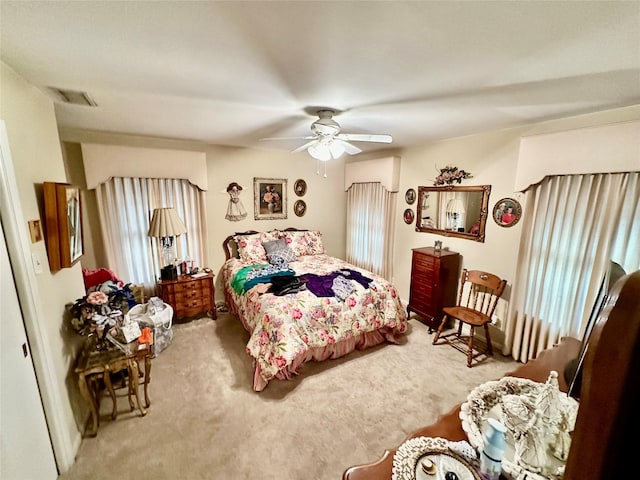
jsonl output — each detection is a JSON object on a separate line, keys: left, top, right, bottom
{"left": 262, "top": 109, "right": 392, "bottom": 176}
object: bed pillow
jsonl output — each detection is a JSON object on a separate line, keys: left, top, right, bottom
{"left": 234, "top": 233, "right": 267, "bottom": 263}
{"left": 304, "top": 230, "right": 325, "bottom": 255}
{"left": 267, "top": 245, "right": 296, "bottom": 263}
{"left": 260, "top": 230, "right": 284, "bottom": 244}
{"left": 262, "top": 238, "right": 287, "bottom": 256}
{"left": 283, "top": 231, "right": 309, "bottom": 257}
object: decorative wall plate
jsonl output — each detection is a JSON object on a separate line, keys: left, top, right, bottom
{"left": 294, "top": 200, "right": 307, "bottom": 217}
{"left": 294, "top": 178, "right": 307, "bottom": 197}
{"left": 492, "top": 197, "right": 522, "bottom": 227}
{"left": 405, "top": 188, "right": 416, "bottom": 205}
{"left": 459, "top": 376, "right": 579, "bottom": 479}
{"left": 392, "top": 436, "right": 480, "bottom": 480}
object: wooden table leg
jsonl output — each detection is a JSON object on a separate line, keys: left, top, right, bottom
{"left": 143, "top": 355, "right": 151, "bottom": 408}
{"left": 127, "top": 358, "right": 146, "bottom": 416}
{"left": 102, "top": 365, "right": 118, "bottom": 420}
{"left": 78, "top": 373, "right": 99, "bottom": 437}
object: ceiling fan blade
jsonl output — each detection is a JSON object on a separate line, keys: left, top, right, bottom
{"left": 260, "top": 136, "right": 315, "bottom": 141}
{"left": 335, "top": 139, "right": 362, "bottom": 155}
{"left": 292, "top": 139, "right": 319, "bottom": 153}
{"left": 337, "top": 133, "right": 392, "bottom": 143}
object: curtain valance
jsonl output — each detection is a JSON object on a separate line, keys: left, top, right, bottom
{"left": 515, "top": 120, "right": 640, "bottom": 192}
{"left": 81, "top": 143, "right": 208, "bottom": 190}
{"left": 344, "top": 156, "right": 401, "bottom": 192}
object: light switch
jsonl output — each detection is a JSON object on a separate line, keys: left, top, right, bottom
{"left": 31, "top": 252, "right": 44, "bottom": 274}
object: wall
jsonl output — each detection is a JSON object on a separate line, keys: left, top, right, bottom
{"left": 0, "top": 62, "right": 86, "bottom": 470}
{"left": 394, "top": 105, "right": 640, "bottom": 341}
{"left": 58, "top": 129, "right": 348, "bottom": 301}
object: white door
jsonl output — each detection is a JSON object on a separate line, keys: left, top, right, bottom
{"left": 1, "top": 213, "right": 57, "bottom": 478}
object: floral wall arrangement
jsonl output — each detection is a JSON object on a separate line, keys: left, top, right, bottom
{"left": 433, "top": 165, "right": 473, "bottom": 186}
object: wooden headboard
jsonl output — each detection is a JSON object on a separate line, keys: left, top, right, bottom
{"left": 564, "top": 268, "right": 640, "bottom": 479}
{"left": 222, "top": 227, "right": 309, "bottom": 261}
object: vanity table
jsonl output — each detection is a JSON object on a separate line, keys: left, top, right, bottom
{"left": 343, "top": 268, "right": 640, "bottom": 480}
{"left": 342, "top": 337, "right": 580, "bottom": 480}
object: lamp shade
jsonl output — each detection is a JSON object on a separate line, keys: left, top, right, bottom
{"left": 147, "top": 207, "right": 187, "bottom": 238}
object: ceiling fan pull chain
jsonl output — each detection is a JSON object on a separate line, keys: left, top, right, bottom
{"left": 316, "top": 158, "right": 320, "bottom": 176}
{"left": 324, "top": 161, "right": 327, "bottom": 178}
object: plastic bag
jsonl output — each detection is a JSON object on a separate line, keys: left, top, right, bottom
{"left": 128, "top": 297, "right": 174, "bottom": 357}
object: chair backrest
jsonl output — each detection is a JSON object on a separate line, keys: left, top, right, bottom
{"left": 457, "top": 269, "right": 507, "bottom": 318}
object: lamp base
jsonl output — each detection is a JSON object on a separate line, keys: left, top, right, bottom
{"left": 161, "top": 265, "right": 177, "bottom": 281}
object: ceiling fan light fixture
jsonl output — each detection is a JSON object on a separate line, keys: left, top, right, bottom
{"left": 308, "top": 142, "right": 331, "bottom": 161}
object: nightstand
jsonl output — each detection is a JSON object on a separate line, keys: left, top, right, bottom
{"left": 158, "top": 273, "right": 216, "bottom": 322}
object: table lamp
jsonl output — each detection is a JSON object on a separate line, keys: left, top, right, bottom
{"left": 147, "top": 207, "right": 187, "bottom": 280}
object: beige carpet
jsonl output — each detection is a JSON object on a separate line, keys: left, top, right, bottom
{"left": 58, "top": 313, "right": 519, "bottom": 480}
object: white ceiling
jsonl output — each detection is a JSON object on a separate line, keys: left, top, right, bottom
{"left": 2, "top": 1, "right": 639, "bottom": 155}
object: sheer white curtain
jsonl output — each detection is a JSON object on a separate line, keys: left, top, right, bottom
{"left": 504, "top": 172, "right": 640, "bottom": 362}
{"left": 346, "top": 182, "right": 397, "bottom": 279}
{"left": 95, "top": 177, "right": 208, "bottom": 291}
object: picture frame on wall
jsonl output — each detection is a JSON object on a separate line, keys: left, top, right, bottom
{"left": 405, "top": 188, "right": 416, "bottom": 205}
{"left": 294, "top": 200, "right": 307, "bottom": 217}
{"left": 492, "top": 197, "right": 522, "bottom": 227}
{"left": 294, "top": 179, "right": 307, "bottom": 197}
{"left": 254, "top": 177, "right": 287, "bottom": 220}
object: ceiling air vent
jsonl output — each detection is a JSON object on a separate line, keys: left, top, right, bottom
{"left": 50, "top": 88, "right": 97, "bottom": 107}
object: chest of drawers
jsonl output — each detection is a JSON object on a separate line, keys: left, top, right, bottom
{"left": 407, "top": 247, "right": 460, "bottom": 332}
{"left": 158, "top": 273, "right": 216, "bottom": 322}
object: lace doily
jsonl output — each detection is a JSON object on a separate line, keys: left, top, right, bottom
{"left": 459, "top": 375, "right": 579, "bottom": 479}
{"left": 392, "top": 436, "right": 480, "bottom": 480}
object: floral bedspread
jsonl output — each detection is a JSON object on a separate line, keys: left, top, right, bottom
{"left": 222, "top": 254, "right": 408, "bottom": 389}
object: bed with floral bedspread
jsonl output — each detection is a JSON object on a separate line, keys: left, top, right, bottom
{"left": 222, "top": 228, "right": 408, "bottom": 391}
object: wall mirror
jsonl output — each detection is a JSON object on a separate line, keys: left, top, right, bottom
{"left": 416, "top": 185, "right": 491, "bottom": 242}
{"left": 43, "top": 182, "right": 83, "bottom": 271}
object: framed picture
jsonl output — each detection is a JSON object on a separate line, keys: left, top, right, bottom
{"left": 294, "top": 200, "right": 307, "bottom": 217}
{"left": 405, "top": 188, "right": 416, "bottom": 205}
{"left": 43, "top": 182, "right": 83, "bottom": 271}
{"left": 493, "top": 197, "right": 522, "bottom": 227}
{"left": 403, "top": 208, "right": 415, "bottom": 225}
{"left": 294, "top": 178, "right": 307, "bottom": 197}
{"left": 254, "top": 177, "right": 287, "bottom": 220}
{"left": 28, "top": 219, "right": 43, "bottom": 243}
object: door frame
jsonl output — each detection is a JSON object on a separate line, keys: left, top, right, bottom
{"left": 0, "top": 120, "right": 75, "bottom": 471}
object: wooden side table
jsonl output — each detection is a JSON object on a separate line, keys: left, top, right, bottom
{"left": 75, "top": 340, "right": 152, "bottom": 437}
{"left": 158, "top": 272, "right": 216, "bottom": 321}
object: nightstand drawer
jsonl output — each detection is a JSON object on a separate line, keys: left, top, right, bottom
{"left": 175, "top": 289, "right": 204, "bottom": 302}
{"left": 175, "top": 281, "right": 201, "bottom": 292}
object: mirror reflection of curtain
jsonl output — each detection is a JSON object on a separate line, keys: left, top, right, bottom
{"left": 346, "top": 182, "right": 396, "bottom": 279}
{"left": 505, "top": 172, "right": 640, "bottom": 363}
{"left": 66, "top": 188, "right": 82, "bottom": 260}
{"left": 95, "top": 177, "right": 208, "bottom": 294}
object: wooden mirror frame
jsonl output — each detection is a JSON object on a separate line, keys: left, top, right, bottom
{"left": 415, "top": 185, "right": 491, "bottom": 242}
{"left": 43, "top": 182, "right": 83, "bottom": 271}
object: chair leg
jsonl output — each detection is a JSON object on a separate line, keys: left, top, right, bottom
{"left": 484, "top": 323, "right": 494, "bottom": 356}
{"left": 432, "top": 315, "right": 448, "bottom": 344}
{"left": 467, "top": 326, "right": 475, "bottom": 368}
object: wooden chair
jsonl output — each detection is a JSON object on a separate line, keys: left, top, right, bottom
{"left": 432, "top": 269, "right": 507, "bottom": 367}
